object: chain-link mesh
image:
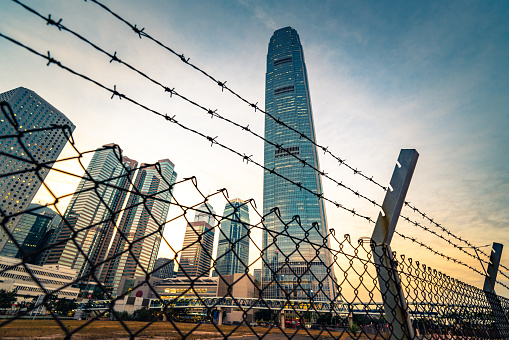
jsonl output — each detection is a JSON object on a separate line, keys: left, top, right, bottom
{"left": 1, "top": 101, "right": 508, "bottom": 339}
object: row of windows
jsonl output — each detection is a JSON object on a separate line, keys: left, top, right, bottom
{"left": 274, "top": 146, "right": 300, "bottom": 158}
{"left": 15, "top": 285, "right": 77, "bottom": 296}
{"left": 274, "top": 86, "right": 295, "bottom": 96}
{"left": 0, "top": 272, "right": 68, "bottom": 287}
{"left": 273, "top": 57, "right": 292, "bottom": 66}
{"left": 0, "top": 263, "right": 74, "bottom": 280}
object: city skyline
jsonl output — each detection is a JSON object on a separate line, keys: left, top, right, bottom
{"left": 0, "top": 1, "right": 507, "bottom": 294}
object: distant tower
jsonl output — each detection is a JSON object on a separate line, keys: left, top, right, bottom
{"left": 0, "top": 87, "right": 75, "bottom": 253}
{"left": 43, "top": 145, "right": 138, "bottom": 282}
{"left": 177, "top": 205, "right": 215, "bottom": 278}
{"left": 216, "top": 199, "right": 250, "bottom": 276}
{"left": 262, "top": 27, "right": 334, "bottom": 301}
{"left": 194, "top": 202, "right": 216, "bottom": 227}
{"left": 104, "top": 160, "right": 177, "bottom": 294}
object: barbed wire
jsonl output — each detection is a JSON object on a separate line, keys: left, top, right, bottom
{"left": 80, "top": 0, "right": 506, "bottom": 271}
{"left": 10, "top": 0, "right": 502, "bottom": 279}
{"left": 395, "top": 231, "right": 509, "bottom": 291}
{"left": 0, "top": 31, "right": 378, "bottom": 227}
{"left": 9, "top": 0, "right": 382, "bottom": 215}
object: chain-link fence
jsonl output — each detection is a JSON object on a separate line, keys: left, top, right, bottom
{"left": 1, "top": 100, "right": 508, "bottom": 339}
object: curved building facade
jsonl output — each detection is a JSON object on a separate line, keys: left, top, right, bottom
{"left": 262, "top": 27, "right": 334, "bottom": 302}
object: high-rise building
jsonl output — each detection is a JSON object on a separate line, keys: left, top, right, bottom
{"left": 152, "top": 257, "right": 175, "bottom": 279}
{"left": 44, "top": 146, "right": 177, "bottom": 295}
{"left": 216, "top": 199, "right": 250, "bottom": 276}
{"left": 194, "top": 202, "right": 216, "bottom": 226}
{"left": 262, "top": 27, "right": 334, "bottom": 301}
{"left": 44, "top": 145, "right": 137, "bottom": 280}
{"left": 0, "top": 203, "right": 58, "bottom": 264}
{"left": 0, "top": 87, "right": 75, "bottom": 253}
{"left": 103, "top": 159, "right": 177, "bottom": 295}
{"left": 177, "top": 205, "right": 215, "bottom": 278}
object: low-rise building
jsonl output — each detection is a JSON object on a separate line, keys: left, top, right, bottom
{"left": 0, "top": 255, "right": 79, "bottom": 302}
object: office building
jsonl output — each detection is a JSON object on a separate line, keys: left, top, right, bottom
{"left": 43, "top": 145, "right": 137, "bottom": 281}
{"left": 101, "top": 159, "right": 177, "bottom": 295}
{"left": 194, "top": 202, "right": 216, "bottom": 226}
{"left": 152, "top": 257, "right": 175, "bottom": 279}
{"left": 177, "top": 205, "right": 215, "bottom": 278}
{"left": 216, "top": 199, "right": 250, "bottom": 276}
{"left": 0, "top": 87, "right": 75, "bottom": 253}
{"left": 262, "top": 27, "right": 334, "bottom": 301}
{"left": 44, "top": 145, "right": 177, "bottom": 296}
{"left": 0, "top": 255, "right": 79, "bottom": 301}
{"left": 0, "top": 203, "right": 59, "bottom": 264}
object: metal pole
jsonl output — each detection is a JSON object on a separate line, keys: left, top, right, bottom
{"left": 371, "top": 149, "right": 418, "bottom": 340}
{"left": 483, "top": 243, "right": 503, "bottom": 293}
{"left": 482, "top": 243, "right": 509, "bottom": 337}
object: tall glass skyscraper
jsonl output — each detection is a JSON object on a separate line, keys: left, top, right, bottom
{"left": 216, "top": 199, "right": 250, "bottom": 276}
{"left": 262, "top": 27, "right": 334, "bottom": 301}
{"left": 0, "top": 87, "right": 75, "bottom": 253}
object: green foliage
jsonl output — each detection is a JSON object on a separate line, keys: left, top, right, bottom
{"left": 348, "top": 322, "right": 360, "bottom": 335}
{"left": 52, "top": 298, "right": 77, "bottom": 316}
{"left": 132, "top": 308, "right": 159, "bottom": 322}
{"left": 116, "top": 311, "right": 131, "bottom": 321}
{"left": 0, "top": 289, "right": 16, "bottom": 309}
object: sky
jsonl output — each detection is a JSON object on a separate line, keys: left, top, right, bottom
{"left": 0, "top": 0, "right": 508, "bottom": 297}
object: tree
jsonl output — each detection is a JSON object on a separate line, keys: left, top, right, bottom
{"left": 255, "top": 309, "right": 277, "bottom": 322}
{"left": 0, "top": 289, "right": 16, "bottom": 309}
{"left": 53, "top": 298, "right": 77, "bottom": 316}
{"left": 132, "top": 308, "right": 159, "bottom": 322}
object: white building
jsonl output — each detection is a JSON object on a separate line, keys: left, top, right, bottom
{"left": 0, "top": 255, "right": 79, "bottom": 301}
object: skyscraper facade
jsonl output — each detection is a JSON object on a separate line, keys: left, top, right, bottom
{"left": 0, "top": 87, "right": 75, "bottom": 253}
{"left": 44, "top": 145, "right": 137, "bottom": 280}
{"left": 177, "top": 204, "right": 215, "bottom": 278}
{"left": 0, "top": 203, "right": 57, "bottom": 264}
{"left": 44, "top": 145, "right": 177, "bottom": 295}
{"left": 103, "top": 160, "right": 177, "bottom": 294}
{"left": 216, "top": 198, "right": 250, "bottom": 276}
{"left": 153, "top": 257, "right": 175, "bottom": 279}
{"left": 262, "top": 27, "right": 334, "bottom": 301}
{"left": 194, "top": 202, "right": 216, "bottom": 227}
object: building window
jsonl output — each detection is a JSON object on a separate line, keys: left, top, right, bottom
{"left": 274, "top": 86, "right": 295, "bottom": 96}
{"left": 274, "top": 57, "right": 292, "bottom": 66}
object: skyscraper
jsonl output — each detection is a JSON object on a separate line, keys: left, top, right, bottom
{"left": 262, "top": 27, "right": 334, "bottom": 301}
{"left": 194, "top": 202, "right": 216, "bottom": 227}
{"left": 103, "top": 160, "right": 177, "bottom": 294}
{"left": 216, "top": 198, "right": 250, "bottom": 276}
{"left": 44, "top": 145, "right": 137, "bottom": 280}
{"left": 177, "top": 204, "right": 215, "bottom": 278}
{"left": 153, "top": 257, "right": 175, "bottom": 279}
{"left": 0, "top": 87, "right": 75, "bottom": 253}
{"left": 44, "top": 145, "right": 177, "bottom": 295}
{"left": 0, "top": 203, "right": 58, "bottom": 264}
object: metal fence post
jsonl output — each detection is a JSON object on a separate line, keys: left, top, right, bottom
{"left": 483, "top": 243, "right": 509, "bottom": 337}
{"left": 371, "top": 149, "right": 418, "bottom": 340}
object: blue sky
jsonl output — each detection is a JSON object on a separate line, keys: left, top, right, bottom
{"left": 0, "top": 0, "right": 508, "bottom": 295}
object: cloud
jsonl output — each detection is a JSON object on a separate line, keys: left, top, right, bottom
{"left": 237, "top": 0, "right": 277, "bottom": 30}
